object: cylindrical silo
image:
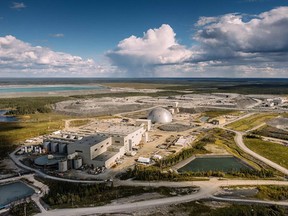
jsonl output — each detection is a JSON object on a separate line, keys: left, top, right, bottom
{"left": 58, "top": 159, "right": 68, "bottom": 172}
{"left": 51, "top": 142, "right": 59, "bottom": 153}
{"left": 43, "top": 141, "right": 51, "bottom": 152}
{"left": 59, "top": 143, "right": 67, "bottom": 154}
{"left": 73, "top": 157, "right": 83, "bottom": 169}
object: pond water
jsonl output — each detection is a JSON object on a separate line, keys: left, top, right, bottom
{"left": 178, "top": 156, "right": 251, "bottom": 173}
{"left": 0, "top": 110, "right": 18, "bottom": 122}
{"left": 0, "top": 181, "right": 34, "bottom": 207}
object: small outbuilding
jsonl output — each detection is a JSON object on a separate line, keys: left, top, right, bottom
{"left": 137, "top": 157, "right": 151, "bottom": 164}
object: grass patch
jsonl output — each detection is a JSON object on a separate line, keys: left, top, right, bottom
{"left": 168, "top": 201, "right": 287, "bottom": 216}
{"left": 69, "top": 119, "right": 91, "bottom": 127}
{"left": 245, "top": 137, "right": 288, "bottom": 169}
{"left": 203, "top": 110, "right": 241, "bottom": 118}
{"left": 226, "top": 113, "right": 277, "bottom": 131}
{"left": 0, "top": 113, "right": 71, "bottom": 158}
{"left": 224, "top": 185, "right": 288, "bottom": 201}
{"left": 253, "top": 125, "right": 288, "bottom": 141}
{"left": 206, "top": 128, "right": 276, "bottom": 173}
{"left": 0, "top": 97, "right": 67, "bottom": 115}
{"left": 256, "top": 185, "right": 288, "bottom": 201}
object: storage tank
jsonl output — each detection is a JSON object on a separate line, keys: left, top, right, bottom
{"left": 59, "top": 143, "right": 67, "bottom": 154}
{"left": 47, "top": 154, "right": 54, "bottom": 160}
{"left": 43, "top": 141, "right": 51, "bottom": 152}
{"left": 148, "top": 107, "right": 173, "bottom": 124}
{"left": 73, "top": 157, "right": 82, "bottom": 169}
{"left": 51, "top": 142, "right": 59, "bottom": 153}
{"left": 58, "top": 159, "right": 68, "bottom": 172}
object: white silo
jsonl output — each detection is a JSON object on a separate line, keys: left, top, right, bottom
{"left": 58, "top": 159, "right": 68, "bottom": 172}
{"left": 73, "top": 157, "right": 83, "bottom": 169}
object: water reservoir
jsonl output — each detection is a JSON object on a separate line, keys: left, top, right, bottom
{"left": 0, "top": 182, "right": 34, "bottom": 207}
{"left": 34, "top": 155, "right": 64, "bottom": 166}
{"left": 0, "top": 110, "right": 18, "bottom": 122}
{"left": 178, "top": 156, "right": 251, "bottom": 173}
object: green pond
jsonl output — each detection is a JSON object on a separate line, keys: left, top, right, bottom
{"left": 178, "top": 156, "right": 251, "bottom": 172}
{"left": 0, "top": 182, "right": 34, "bottom": 207}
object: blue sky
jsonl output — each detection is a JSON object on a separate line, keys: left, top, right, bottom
{"left": 0, "top": 0, "right": 288, "bottom": 77}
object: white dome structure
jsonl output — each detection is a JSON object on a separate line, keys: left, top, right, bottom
{"left": 147, "top": 107, "right": 173, "bottom": 124}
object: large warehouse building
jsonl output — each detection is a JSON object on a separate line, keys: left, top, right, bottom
{"left": 67, "top": 125, "right": 147, "bottom": 168}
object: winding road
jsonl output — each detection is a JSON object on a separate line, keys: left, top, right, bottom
{"left": 233, "top": 130, "right": 288, "bottom": 175}
{"left": 36, "top": 179, "right": 288, "bottom": 216}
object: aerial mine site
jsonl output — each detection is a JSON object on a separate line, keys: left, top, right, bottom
{"left": 1, "top": 0, "right": 288, "bottom": 215}
{"left": 2, "top": 79, "right": 288, "bottom": 216}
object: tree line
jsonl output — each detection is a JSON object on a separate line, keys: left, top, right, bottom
{"left": 121, "top": 165, "right": 274, "bottom": 181}
{"left": 155, "top": 137, "right": 211, "bottom": 168}
{"left": 1, "top": 97, "right": 65, "bottom": 115}
{"left": 41, "top": 179, "right": 164, "bottom": 208}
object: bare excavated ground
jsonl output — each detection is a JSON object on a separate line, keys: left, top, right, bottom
{"left": 54, "top": 97, "right": 153, "bottom": 116}
{"left": 267, "top": 118, "right": 288, "bottom": 131}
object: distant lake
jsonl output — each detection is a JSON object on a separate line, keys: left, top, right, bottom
{"left": 0, "top": 85, "right": 105, "bottom": 94}
{"left": 0, "top": 182, "right": 34, "bottom": 207}
{"left": 0, "top": 110, "right": 18, "bottom": 122}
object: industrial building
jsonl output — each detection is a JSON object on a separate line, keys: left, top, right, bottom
{"left": 66, "top": 125, "right": 147, "bottom": 168}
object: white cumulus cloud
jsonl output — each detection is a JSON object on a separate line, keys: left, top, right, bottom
{"left": 107, "top": 7, "right": 288, "bottom": 77}
{"left": 193, "top": 7, "right": 288, "bottom": 62}
{"left": 107, "top": 24, "right": 192, "bottom": 76}
{"left": 0, "top": 35, "right": 111, "bottom": 77}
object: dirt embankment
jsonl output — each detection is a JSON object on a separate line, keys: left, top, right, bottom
{"left": 54, "top": 99, "right": 152, "bottom": 116}
{"left": 234, "top": 95, "right": 257, "bottom": 109}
